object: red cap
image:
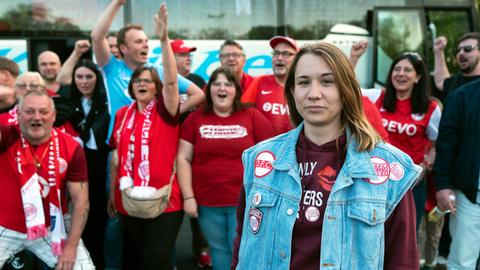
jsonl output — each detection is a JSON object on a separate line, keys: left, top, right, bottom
{"left": 269, "top": 36, "right": 298, "bottom": 51}
{"left": 170, "top": 39, "right": 196, "bottom": 53}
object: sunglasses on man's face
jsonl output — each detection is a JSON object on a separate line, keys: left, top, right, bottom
{"left": 456, "top": 45, "right": 478, "bottom": 54}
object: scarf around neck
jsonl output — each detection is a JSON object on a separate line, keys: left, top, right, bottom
{"left": 17, "top": 129, "right": 67, "bottom": 256}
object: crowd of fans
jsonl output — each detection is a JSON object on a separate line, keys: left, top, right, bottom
{"left": 0, "top": 0, "right": 479, "bottom": 270}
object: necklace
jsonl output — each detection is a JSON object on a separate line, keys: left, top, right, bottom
{"left": 30, "top": 144, "right": 49, "bottom": 169}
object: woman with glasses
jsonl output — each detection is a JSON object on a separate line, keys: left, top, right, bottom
{"left": 109, "top": 5, "right": 183, "bottom": 269}
{"left": 176, "top": 66, "right": 274, "bottom": 270}
{"left": 232, "top": 42, "right": 420, "bottom": 269}
{"left": 363, "top": 53, "right": 442, "bottom": 230}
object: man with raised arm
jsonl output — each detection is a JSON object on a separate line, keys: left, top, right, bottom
{"left": 91, "top": 0, "right": 204, "bottom": 138}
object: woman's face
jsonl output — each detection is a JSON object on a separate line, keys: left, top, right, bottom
{"left": 74, "top": 67, "right": 97, "bottom": 98}
{"left": 210, "top": 73, "right": 236, "bottom": 115}
{"left": 132, "top": 70, "right": 157, "bottom": 104}
{"left": 391, "top": 59, "right": 420, "bottom": 95}
{"left": 292, "top": 53, "right": 342, "bottom": 128}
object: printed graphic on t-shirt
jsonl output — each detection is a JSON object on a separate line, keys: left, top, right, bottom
{"left": 298, "top": 163, "right": 337, "bottom": 223}
{"left": 199, "top": 125, "right": 247, "bottom": 139}
{"left": 262, "top": 102, "right": 289, "bottom": 116}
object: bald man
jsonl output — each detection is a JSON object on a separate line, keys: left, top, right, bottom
{"left": 37, "top": 51, "right": 61, "bottom": 92}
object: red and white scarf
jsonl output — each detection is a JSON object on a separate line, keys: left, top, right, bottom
{"left": 7, "top": 105, "right": 18, "bottom": 125}
{"left": 17, "top": 129, "right": 67, "bottom": 256}
{"left": 118, "top": 100, "right": 158, "bottom": 198}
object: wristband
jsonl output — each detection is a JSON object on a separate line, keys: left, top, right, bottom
{"left": 183, "top": 196, "right": 195, "bottom": 201}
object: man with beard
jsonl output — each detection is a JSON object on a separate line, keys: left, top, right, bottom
{"left": 434, "top": 32, "right": 480, "bottom": 98}
{"left": 241, "top": 36, "right": 297, "bottom": 135}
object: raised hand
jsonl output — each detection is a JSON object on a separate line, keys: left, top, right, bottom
{"left": 154, "top": 3, "right": 168, "bottom": 41}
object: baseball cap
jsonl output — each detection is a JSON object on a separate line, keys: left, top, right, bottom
{"left": 269, "top": 36, "right": 298, "bottom": 51}
{"left": 171, "top": 39, "right": 197, "bottom": 54}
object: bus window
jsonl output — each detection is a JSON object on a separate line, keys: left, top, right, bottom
{"left": 374, "top": 9, "right": 427, "bottom": 85}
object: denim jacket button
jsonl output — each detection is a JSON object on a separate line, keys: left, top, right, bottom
{"left": 279, "top": 251, "right": 286, "bottom": 258}
{"left": 287, "top": 209, "right": 294, "bottom": 215}
{"left": 253, "top": 193, "right": 262, "bottom": 206}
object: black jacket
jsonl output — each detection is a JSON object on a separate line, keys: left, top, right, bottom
{"left": 434, "top": 79, "right": 480, "bottom": 203}
{"left": 56, "top": 86, "right": 111, "bottom": 151}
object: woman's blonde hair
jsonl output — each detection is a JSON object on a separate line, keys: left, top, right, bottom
{"left": 284, "top": 42, "right": 382, "bottom": 151}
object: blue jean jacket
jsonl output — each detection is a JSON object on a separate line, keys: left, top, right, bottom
{"left": 236, "top": 123, "right": 421, "bottom": 270}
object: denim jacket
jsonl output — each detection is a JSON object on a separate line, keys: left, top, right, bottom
{"left": 236, "top": 123, "right": 421, "bottom": 270}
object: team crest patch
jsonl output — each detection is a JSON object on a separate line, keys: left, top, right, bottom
{"left": 389, "top": 162, "right": 405, "bottom": 181}
{"left": 249, "top": 208, "right": 263, "bottom": 234}
{"left": 138, "top": 160, "right": 149, "bottom": 181}
{"left": 58, "top": 158, "right": 68, "bottom": 174}
{"left": 254, "top": 151, "right": 275, "bottom": 178}
{"left": 368, "top": 157, "right": 390, "bottom": 184}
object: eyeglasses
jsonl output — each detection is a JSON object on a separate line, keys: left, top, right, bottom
{"left": 402, "top": 52, "right": 422, "bottom": 61}
{"left": 456, "top": 45, "right": 477, "bottom": 54}
{"left": 16, "top": 83, "right": 42, "bottom": 90}
{"left": 219, "top": 52, "right": 245, "bottom": 60}
{"left": 272, "top": 50, "right": 296, "bottom": 58}
{"left": 132, "top": 78, "right": 154, "bottom": 84}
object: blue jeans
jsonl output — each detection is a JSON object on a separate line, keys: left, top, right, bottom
{"left": 198, "top": 206, "right": 237, "bottom": 270}
{"left": 104, "top": 152, "right": 123, "bottom": 270}
{"left": 448, "top": 190, "right": 480, "bottom": 270}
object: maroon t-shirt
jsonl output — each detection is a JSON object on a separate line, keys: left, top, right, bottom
{"left": 232, "top": 131, "right": 418, "bottom": 269}
{"left": 290, "top": 132, "right": 346, "bottom": 270}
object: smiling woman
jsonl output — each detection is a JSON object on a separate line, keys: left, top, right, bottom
{"left": 176, "top": 66, "right": 274, "bottom": 270}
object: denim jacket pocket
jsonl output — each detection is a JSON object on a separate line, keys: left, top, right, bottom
{"left": 239, "top": 187, "right": 281, "bottom": 269}
{"left": 345, "top": 202, "right": 386, "bottom": 267}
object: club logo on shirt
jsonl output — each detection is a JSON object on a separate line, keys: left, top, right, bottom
{"left": 254, "top": 151, "right": 275, "bottom": 178}
{"left": 411, "top": 113, "right": 425, "bottom": 121}
{"left": 199, "top": 125, "right": 247, "bottom": 139}
{"left": 23, "top": 203, "right": 37, "bottom": 222}
{"left": 368, "top": 157, "right": 390, "bottom": 184}
{"left": 317, "top": 166, "right": 337, "bottom": 192}
{"left": 389, "top": 162, "right": 405, "bottom": 181}
{"left": 262, "top": 102, "right": 289, "bottom": 116}
{"left": 305, "top": 206, "right": 320, "bottom": 222}
{"left": 249, "top": 208, "right": 263, "bottom": 234}
{"left": 59, "top": 158, "right": 68, "bottom": 174}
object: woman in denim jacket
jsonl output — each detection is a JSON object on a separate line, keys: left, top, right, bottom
{"left": 232, "top": 43, "right": 421, "bottom": 270}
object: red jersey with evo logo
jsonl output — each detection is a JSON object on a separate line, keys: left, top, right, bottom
{"left": 241, "top": 75, "right": 292, "bottom": 135}
{"left": 373, "top": 91, "right": 440, "bottom": 163}
{"left": 180, "top": 107, "right": 274, "bottom": 206}
{"left": 0, "top": 125, "right": 87, "bottom": 233}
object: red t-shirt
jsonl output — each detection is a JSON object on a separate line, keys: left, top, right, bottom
{"left": 0, "top": 125, "right": 87, "bottom": 233}
{"left": 110, "top": 100, "right": 182, "bottom": 214}
{"left": 362, "top": 96, "right": 389, "bottom": 141}
{"left": 373, "top": 92, "right": 440, "bottom": 163}
{"left": 241, "top": 75, "right": 293, "bottom": 135}
{"left": 240, "top": 72, "right": 255, "bottom": 94}
{"left": 180, "top": 107, "right": 274, "bottom": 206}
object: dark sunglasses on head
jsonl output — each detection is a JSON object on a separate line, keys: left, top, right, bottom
{"left": 456, "top": 45, "right": 477, "bottom": 54}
